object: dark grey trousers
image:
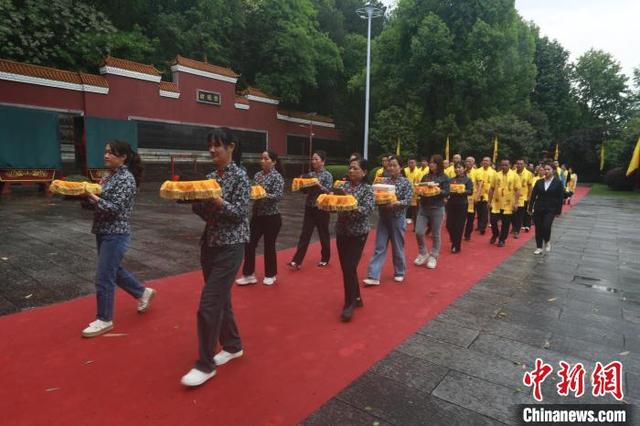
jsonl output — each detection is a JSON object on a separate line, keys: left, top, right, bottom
{"left": 195, "top": 243, "right": 244, "bottom": 373}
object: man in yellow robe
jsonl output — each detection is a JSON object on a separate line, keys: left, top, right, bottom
{"left": 488, "top": 159, "right": 520, "bottom": 247}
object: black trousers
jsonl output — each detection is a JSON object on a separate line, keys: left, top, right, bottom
{"left": 523, "top": 201, "right": 532, "bottom": 228}
{"left": 476, "top": 200, "right": 489, "bottom": 232}
{"left": 243, "top": 214, "right": 282, "bottom": 277}
{"left": 490, "top": 211, "right": 512, "bottom": 242}
{"left": 511, "top": 202, "right": 530, "bottom": 233}
{"left": 446, "top": 203, "right": 468, "bottom": 250}
{"left": 337, "top": 234, "right": 367, "bottom": 307}
{"left": 464, "top": 211, "right": 475, "bottom": 239}
{"left": 196, "top": 243, "right": 244, "bottom": 373}
{"left": 534, "top": 209, "right": 555, "bottom": 248}
{"left": 292, "top": 206, "right": 331, "bottom": 264}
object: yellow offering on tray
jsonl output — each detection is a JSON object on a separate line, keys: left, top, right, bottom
{"left": 373, "top": 176, "right": 386, "bottom": 184}
{"left": 372, "top": 183, "right": 397, "bottom": 205}
{"left": 250, "top": 185, "right": 267, "bottom": 200}
{"left": 333, "top": 180, "right": 348, "bottom": 189}
{"left": 316, "top": 194, "right": 358, "bottom": 212}
{"left": 159, "top": 179, "right": 222, "bottom": 200}
{"left": 49, "top": 180, "right": 102, "bottom": 196}
{"left": 291, "top": 177, "right": 319, "bottom": 191}
{"left": 449, "top": 183, "right": 467, "bottom": 194}
{"left": 415, "top": 184, "right": 441, "bottom": 197}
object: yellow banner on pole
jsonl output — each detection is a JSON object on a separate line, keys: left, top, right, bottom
{"left": 626, "top": 137, "right": 640, "bottom": 176}
{"left": 492, "top": 136, "right": 498, "bottom": 164}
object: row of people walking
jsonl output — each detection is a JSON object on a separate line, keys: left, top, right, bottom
{"left": 76, "top": 128, "right": 570, "bottom": 388}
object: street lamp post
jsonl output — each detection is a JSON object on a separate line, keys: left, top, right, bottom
{"left": 357, "top": 2, "right": 383, "bottom": 160}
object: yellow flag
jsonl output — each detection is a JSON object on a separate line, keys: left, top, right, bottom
{"left": 492, "top": 136, "right": 498, "bottom": 164}
{"left": 554, "top": 143, "right": 559, "bottom": 161}
{"left": 600, "top": 143, "right": 605, "bottom": 172}
{"left": 396, "top": 137, "right": 401, "bottom": 156}
{"left": 627, "top": 137, "right": 640, "bottom": 176}
{"left": 445, "top": 136, "right": 450, "bottom": 161}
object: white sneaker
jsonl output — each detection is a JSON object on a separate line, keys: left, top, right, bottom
{"left": 533, "top": 248, "right": 544, "bottom": 255}
{"left": 263, "top": 276, "right": 276, "bottom": 286}
{"left": 363, "top": 278, "right": 380, "bottom": 286}
{"left": 406, "top": 218, "right": 413, "bottom": 225}
{"left": 214, "top": 349, "right": 244, "bottom": 366}
{"left": 137, "top": 287, "right": 156, "bottom": 313}
{"left": 393, "top": 276, "right": 405, "bottom": 283}
{"left": 426, "top": 257, "right": 437, "bottom": 269}
{"left": 235, "top": 275, "right": 258, "bottom": 285}
{"left": 545, "top": 242, "right": 552, "bottom": 253}
{"left": 180, "top": 368, "right": 216, "bottom": 387}
{"left": 81, "top": 319, "right": 113, "bottom": 338}
{"left": 414, "top": 254, "right": 429, "bottom": 266}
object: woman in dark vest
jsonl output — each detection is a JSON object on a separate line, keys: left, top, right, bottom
{"left": 528, "top": 162, "right": 564, "bottom": 255}
{"left": 446, "top": 162, "right": 473, "bottom": 253}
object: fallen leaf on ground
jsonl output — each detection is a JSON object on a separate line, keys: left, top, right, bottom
{"left": 24, "top": 294, "right": 32, "bottom": 299}
{"left": 547, "top": 298, "right": 557, "bottom": 302}
{"left": 544, "top": 340, "right": 551, "bottom": 349}
{"left": 619, "top": 351, "right": 630, "bottom": 356}
{"left": 1, "top": 257, "right": 8, "bottom": 261}
{"left": 83, "top": 360, "right": 95, "bottom": 365}
{"left": 495, "top": 310, "right": 508, "bottom": 319}
{"left": 104, "top": 333, "right": 128, "bottom": 337}
{"left": 46, "top": 387, "right": 61, "bottom": 392}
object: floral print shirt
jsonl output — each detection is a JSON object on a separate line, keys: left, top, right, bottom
{"left": 303, "top": 169, "right": 333, "bottom": 208}
{"left": 336, "top": 181, "right": 375, "bottom": 237}
{"left": 92, "top": 165, "right": 136, "bottom": 235}
{"left": 379, "top": 175, "right": 413, "bottom": 219}
{"left": 252, "top": 169, "right": 284, "bottom": 216}
{"left": 192, "top": 162, "right": 250, "bottom": 247}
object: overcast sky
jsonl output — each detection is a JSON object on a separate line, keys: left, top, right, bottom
{"left": 380, "top": 0, "right": 638, "bottom": 80}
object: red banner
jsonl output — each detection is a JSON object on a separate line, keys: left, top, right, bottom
{"left": 0, "top": 169, "right": 56, "bottom": 183}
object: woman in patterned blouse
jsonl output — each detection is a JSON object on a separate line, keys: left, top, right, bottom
{"left": 288, "top": 150, "right": 334, "bottom": 269}
{"left": 236, "top": 150, "right": 285, "bottom": 286}
{"left": 363, "top": 155, "right": 413, "bottom": 285}
{"left": 335, "top": 157, "right": 375, "bottom": 322}
{"left": 180, "top": 128, "right": 250, "bottom": 387}
{"left": 80, "top": 141, "right": 156, "bottom": 338}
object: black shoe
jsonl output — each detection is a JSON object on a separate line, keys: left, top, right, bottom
{"left": 479, "top": 230, "right": 486, "bottom": 235}
{"left": 524, "top": 227, "right": 530, "bottom": 233}
{"left": 490, "top": 236, "right": 497, "bottom": 244}
{"left": 317, "top": 261, "right": 329, "bottom": 267}
{"left": 341, "top": 304, "right": 355, "bottom": 322}
{"left": 355, "top": 297, "right": 363, "bottom": 308}
{"left": 497, "top": 240, "right": 505, "bottom": 247}
{"left": 451, "top": 246, "right": 458, "bottom": 253}
{"left": 464, "top": 236, "right": 471, "bottom": 241}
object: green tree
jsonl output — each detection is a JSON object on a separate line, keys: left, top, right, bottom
{"left": 462, "top": 115, "right": 541, "bottom": 162}
{"left": 573, "top": 49, "right": 630, "bottom": 133}
{"left": 370, "top": 103, "right": 422, "bottom": 157}
{"left": 243, "top": 0, "right": 343, "bottom": 105}
{"left": 0, "top": 0, "right": 117, "bottom": 70}
{"left": 530, "top": 33, "right": 579, "bottom": 140}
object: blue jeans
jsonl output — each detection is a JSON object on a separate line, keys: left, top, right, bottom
{"left": 95, "top": 234, "right": 145, "bottom": 322}
{"left": 367, "top": 214, "right": 406, "bottom": 280}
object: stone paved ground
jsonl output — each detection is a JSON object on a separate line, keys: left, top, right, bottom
{"left": 305, "top": 194, "right": 640, "bottom": 425}
{"left": 0, "top": 182, "right": 331, "bottom": 315}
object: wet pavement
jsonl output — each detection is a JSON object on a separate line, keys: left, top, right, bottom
{"left": 305, "top": 194, "right": 640, "bottom": 424}
{"left": 0, "top": 181, "right": 332, "bottom": 315}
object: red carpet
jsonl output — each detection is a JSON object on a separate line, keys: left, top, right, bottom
{"left": 0, "top": 188, "right": 588, "bottom": 425}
